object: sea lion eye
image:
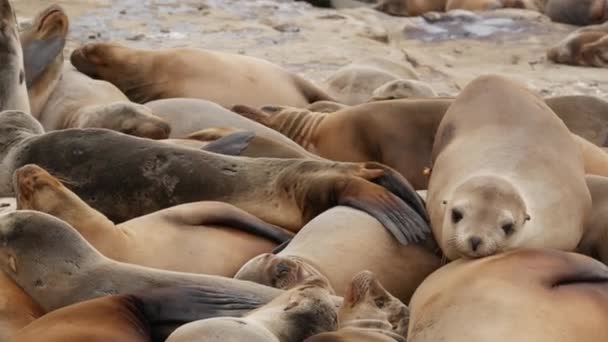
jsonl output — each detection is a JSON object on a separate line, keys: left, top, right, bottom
{"left": 502, "top": 223, "right": 514, "bottom": 236}
{"left": 375, "top": 297, "right": 385, "bottom": 309}
{"left": 451, "top": 209, "right": 463, "bottom": 224}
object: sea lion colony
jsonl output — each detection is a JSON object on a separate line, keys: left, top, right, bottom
{"left": 1, "top": 0, "right": 608, "bottom": 341}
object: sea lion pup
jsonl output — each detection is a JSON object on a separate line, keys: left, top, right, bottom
{"left": 0, "top": 210, "right": 285, "bottom": 312}
{"left": 70, "top": 42, "right": 333, "bottom": 108}
{"left": 14, "top": 164, "right": 291, "bottom": 276}
{"left": 235, "top": 206, "right": 440, "bottom": 303}
{"left": 0, "top": 0, "right": 30, "bottom": 113}
{"left": 233, "top": 99, "right": 453, "bottom": 190}
{"left": 305, "top": 271, "right": 409, "bottom": 342}
{"left": 166, "top": 278, "right": 338, "bottom": 342}
{"left": 407, "top": 249, "right": 608, "bottom": 342}
{"left": 144, "top": 98, "right": 308, "bottom": 151}
{"left": 323, "top": 58, "right": 419, "bottom": 105}
{"left": 0, "top": 271, "right": 44, "bottom": 341}
{"left": 547, "top": 23, "right": 608, "bottom": 66}
{"left": 374, "top": 0, "right": 446, "bottom": 17}
{"left": 370, "top": 80, "right": 436, "bottom": 101}
{"left": 0, "top": 111, "right": 429, "bottom": 245}
{"left": 18, "top": 4, "right": 68, "bottom": 116}
{"left": 544, "top": 0, "right": 608, "bottom": 25}
{"left": 578, "top": 175, "right": 608, "bottom": 264}
{"left": 11, "top": 286, "right": 278, "bottom": 342}
{"left": 427, "top": 75, "right": 590, "bottom": 260}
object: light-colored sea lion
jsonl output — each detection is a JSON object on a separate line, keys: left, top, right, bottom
{"left": 573, "top": 134, "right": 608, "bottom": 177}
{"left": 0, "top": 271, "right": 44, "bottom": 341}
{"left": 15, "top": 164, "right": 291, "bottom": 276}
{"left": 305, "top": 271, "right": 409, "bottom": 342}
{"left": 374, "top": 0, "right": 447, "bottom": 17}
{"left": 370, "top": 80, "right": 436, "bottom": 101}
{"left": 70, "top": 42, "right": 333, "bottom": 108}
{"left": 0, "top": 210, "right": 286, "bottom": 312}
{"left": 144, "top": 98, "right": 309, "bottom": 152}
{"left": 427, "top": 75, "right": 590, "bottom": 260}
{"left": 544, "top": 0, "right": 608, "bottom": 25}
{"left": 0, "top": 0, "right": 30, "bottom": 113}
{"left": 578, "top": 175, "right": 608, "bottom": 264}
{"left": 11, "top": 286, "right": 273, "bottom": 342}
{"left": 323, "top": 58, "right": 418, "bottom": 105}
{"left": 234, "top": 99, "right": 452, "bottom": 190}
{"left": 19, "top": 4, "right": 68, "bottom": 116}
{"left": 235, "top": 206, "right": 440, "bottom": 304}
{"left": 0, "top": 110, "right": 428, "bottom": 245}
{"left": 166, "top": 278, "right": 338, "bottom": 342}
{"left": 408, "top": 249, "right": 608, "bottom": 342}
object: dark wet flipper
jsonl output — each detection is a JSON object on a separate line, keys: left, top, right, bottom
{"left": 201, "top": 130, "right": 256, "bottom": 156}
{"left": 132, "top": 285, "right": 273, "bottom": 342}
{"left": 337, "top": 177, "right": 430, "bottom": 245}
{"left": 22, "top": 36, "right": 65, "bottom": 88}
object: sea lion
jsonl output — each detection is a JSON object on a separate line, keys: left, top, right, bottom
{"left": 0, "top": 210, "right": 285, "bottom": 312}
{"left": 235, "top": 206, "right": 440, "bottom": 303}
{"left": 544, "top": 95, "right": 608, "bottom": 146}
{"left": 427, "top": 75, "right": 590, "bottom": 260}
{"left": 573, "top": 134, "right": 608, "bottom": 177}
{"left": 19, "top": 4, "right": 68, "bottom": 116}
{"left": 578, "top": 175, "right": 608, "bottom": 264}
{"left": 70, "top": 42, "right": 334, "bottom": 108}
{"left": 166, "top": 278, "right": 338, "bottom": 342}
{"left": 0, "top": 0, "right": 30, "bottom": 113}
{"left": 143, "top": 98, "right": 308, "bottom": 152}
{"left": 407, "top": 249, "right": 608, "bottom": 342}
{"left": 323, "top": 58, "right": 418, "bottom": 105}
{"left": 0, "top": 197, "right": 15, "bottom": 214}
{"left": 544, "top": 0, "right": 608, "bottom": 25}
{"left": 370, "top": 80, "right": 436, "bottom": 101}
{"left": 10, "top": 286, "right": 275, "bottom": 342}
{"left": 547, "top": 23, "right": 608, "bottom": 67}
{"left": 374, "top": 0, "right": 447, "bottom": 17}
{"left": 234, "top": 99, "right": 452, "bottom": 190}
{"left": 307, "top": 100, "right": 350, "bottom": 113}
{"left": 0, "top": 271, "right": 44, "bottom": 341}
{"left": 0, "top": 110, "right": 428, "bottom": 245}
{"left": 15, "top": 164, "right": 291, "bottom": 276}
{"left": 305, "top": 271, "right": 409, "bottom": 342}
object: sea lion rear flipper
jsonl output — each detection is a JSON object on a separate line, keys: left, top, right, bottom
{"left": 200, "top": 130, "right": 256, "bottom": 156}
{"left": 132, "top": 286, "right": 271, "bottom": 341}
{"left": 22, "top": 37, "right": 65, "bottom": 88}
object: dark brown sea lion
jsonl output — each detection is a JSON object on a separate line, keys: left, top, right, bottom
{"left": 544, "top": 0, "right": 608, "bottom": 25}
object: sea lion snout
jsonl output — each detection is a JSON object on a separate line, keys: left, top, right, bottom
{"left": 70, "top": 46, "right": 101, "bottom": 79}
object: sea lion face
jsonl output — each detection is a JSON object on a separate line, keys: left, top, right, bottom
{"left": 339, "top": 271, "right": 409, "bottom": 337}
{"left": 442, "top": 176, "right": 529, "bottom": 260}
{"left": 70, "top": 42, "right": 135, "bottom": 82}
{"left": 13, "top": 164, "right": 68, "bottom": 215}
{"left": 235, "top": 254, "right": 333, "bottom": 292}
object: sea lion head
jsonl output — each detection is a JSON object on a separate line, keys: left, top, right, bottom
{"left": 250, "top": 277, "right": 338, "bottom": 341}
{"left": 235, "top": 253, "right": 334, "bottom": 293}
{"left": 442, "top": 175, "right": 530, "bottom": 260}
{"left": 547, "top": 31, "right": 607, "bottom": 65}
{"left": 75, "top": 102, "right": 171, "bottom": 139}
{"left": 339, "top": 271, "right": 409, "bottom": 338}
{"left": 0, "top": 210, "right": 102, "bottom": 306}
{"left": 13, "top": 164, "right": 71, "bottom": 215}
{"left": 370, "top": 79, "right": 436, "bottom": 101}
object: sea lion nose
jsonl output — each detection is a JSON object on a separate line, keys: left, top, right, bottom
{"left": 468, "top": 236, "right": 483, "bottom": 252}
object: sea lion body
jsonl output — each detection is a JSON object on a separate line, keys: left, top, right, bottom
{"left": 167, "top": 280, "right": 338, "bottom": 342}
{"left": 578, "top": 175, "right": 608, "bottom": 264}
{"left": 71, "top": 43, "right": 333, "bottom": 108}
{"left": 235, "top": 207, "right": 440, "bottom": 303}
{"left": 428, "top": 75, "right": 590, "bottom": 260}
{"left": 408, "top": 249, "right": 608, "bottom": 342}
{"left": 0, "top": 272, "right": 44, "bottom": 341}
{"left": 0, "top": 0, "right": 30, "bottom": 113}
{"left": 15, "top": 164, "right": 291, "bottom": 276}
{"left": 544, "top": 0, "right": 608, "bottom": 25}
{"left": 547, "top": 23, "right": 608, "bottom": 67}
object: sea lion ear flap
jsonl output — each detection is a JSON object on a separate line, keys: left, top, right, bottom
{"left": 231, "top": 105, "right": 272, "bottom": 125}
{"left": 442, "top": 200, "right": 447, "bottom": 206}
{"left": 200, "top": 130, "right": 255, "bottom": 156}
{"left": 525, "top": 214, "right": 531, "bottom": 222}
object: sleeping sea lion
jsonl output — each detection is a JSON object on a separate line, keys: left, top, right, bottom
{"left": 71, "top": 42, "right": 334, "bottom": 108}
{"left": 427, "top": 75, "right": 590, "bottom": 260}
{"left": 0, "top": 0, "right": 30, "bottom": 113}
{"left": 578, "top": 175, "right": 608, "bottom": 264}
{"left": 0, "top": 271, "right": 44, "bottom": 341}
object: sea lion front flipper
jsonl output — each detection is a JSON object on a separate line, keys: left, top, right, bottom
{"left": 132, "top": 285, "right": 272, "bottom": 341}
{"left": 164, "top": 201, "right": 293, "bottom": 244}
{"left": 200, "top": 130, "right": 256, "bottom": 156}
{"left": 22, "top": 36, "right": 65, "bottom": 88}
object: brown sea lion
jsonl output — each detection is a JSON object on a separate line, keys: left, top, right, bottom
{"left": 233, "top": 99, "right": 452, "bottom": 190}
{"left": 235, "top": 206, "right": 439, "bottom": 303}
{"left": 427, "top": 75, "right": 590, "bottom": 260}
{"left": 573, "top": 134, "right": 608, "bottom": 177}
{"left": 578, "top": 175, "right": 608, "bottom": 264}
{"left": 374, "top": 0, "right": 447, "bottom": 17}
{"left": 0, "top": 210, "right": 285, "bottom": 312}
{"left": 0, "top": 271, "right": 44, "bottom": 341}
{"left": 545, "top": 95, "right": 608, "bottom": 146}
{"left": 305, "top": 271, "right": 409, "bottom": 342}
{"left": 10, "top": 286, "right": 272, "bottom": 342}
{"left": 14, "top": 164, "right": 291, "bottom": 276}
{"left": 0, "top": 110, "right": 429, "bottom": 245}
{"left": 370, "top": 80, "right": 436, "bottom": 101}
{"left": 166, "top": 278, "right": 338, "bottom": 342}
{"left": 544, "top": 0, "right": 608, "bottom": 25}
{"left": 0, "top": 0, "right": 30, "bottom": 113}
{"left": 19, "top": 4, "right": 68, "bottom": 116}
{"left": 70, "top": 43, "right": 333, "bottom": 108}
{"left": 408, "top": 249, "right": 608, "bottom": 342}
{"left": 547, "top": 23, "right": 608, "bottom": 67}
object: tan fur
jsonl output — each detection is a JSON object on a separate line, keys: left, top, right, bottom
{"left": 375, "top": 0, "right": 447, "bottom": 16}
{"left": 578, "top": 175, "right": 608, "bottom": 264}
{"left": 0, "top": 271, "right": 44, "bottom": 341}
